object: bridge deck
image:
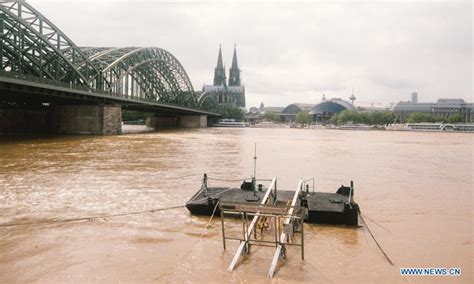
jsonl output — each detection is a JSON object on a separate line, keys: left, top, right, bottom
{"left": 0, "top": 72, "right": 219, "bottom": 116}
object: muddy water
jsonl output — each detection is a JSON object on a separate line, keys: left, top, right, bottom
{"left": 0, "top": 128, "right": 472, "bottom": 283}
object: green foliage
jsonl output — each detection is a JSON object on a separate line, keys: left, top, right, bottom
{"left": 295, "top": 111, "right": 312, "bottom": 126}
{"left": 405, "top": 112, "right": 459, "bottom": 123}
{"left": 447, "top": 113, "right": 463, "bottom": 123}
{"left": 262, "top": 111, "right": 282, "bottom": 122}
{"left": 329, "top": 110, "right": 395, "bottom": 125}
{"left": 406, "top": 112, "right": 435, "bottom": 123}
{"left": 223, "top": 107, "right": 244, "bottom": 120}
{"left": 328, "top": 113, "right": 339, "bottom": 125}
{"left": 122, "top": 110, "right": 152, "bottom": 122}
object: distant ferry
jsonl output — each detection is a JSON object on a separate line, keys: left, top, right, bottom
{"left": 213, "top": 119, "right": 248, "bottom": 128}
{"left": 251, "top": 121, "right": 286, "bottom": 128}
{"left": 386, "top": 123, "right": 474, "bottom": 132}
{"left": 337, "top": 124, "right": 374, "bottom": 130}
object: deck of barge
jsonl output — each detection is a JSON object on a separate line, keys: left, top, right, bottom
{"left": 304, "top": 191, "right": 359, "bottom": 225}
{"left": 187, "top": 189, "right": 359, "bottom": 226}
{"left": 186, "top": 187, "right": 296, "bottom": 215}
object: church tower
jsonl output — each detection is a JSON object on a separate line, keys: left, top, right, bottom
{"left": 228, "top": 45, "right": 241, "bottom": 86}
{"left": 213, "top": 45, "right": 226, "bottom": 86}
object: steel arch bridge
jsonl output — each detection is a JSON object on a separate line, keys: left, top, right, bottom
{"left": 0, "top": 0, "right": 201, "bottom": 109}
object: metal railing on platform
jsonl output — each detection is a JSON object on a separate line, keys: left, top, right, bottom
{"left": 220, "top": 178, "right": 305, "bottom": 279}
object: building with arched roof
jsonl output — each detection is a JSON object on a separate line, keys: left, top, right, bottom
{"left": 309, "top": 98, "right": 355, "bottom": 123}
{"left": 280, "top": 103, "right": 315, "bottom": 121}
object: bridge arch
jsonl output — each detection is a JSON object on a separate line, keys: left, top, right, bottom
{"left": 0, "top": 1, "right": 198, "bottom": 109}
{"left": 86, "top": 47, "right": 196, "bottom": 107}
{"left": 0, "top": 1, "right": 104, "bottom": 88}
{"left": 198, "top": 91, "right": 219, "bottom": 111}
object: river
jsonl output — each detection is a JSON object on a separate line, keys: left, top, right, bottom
{"left": 0, "top": 128, "right": 472, "bottom": 283}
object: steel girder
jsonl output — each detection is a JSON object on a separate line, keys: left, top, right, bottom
{"left": 198, "top": 91, "right": 219, "bottom": 111}
{"left": 0, "top": 1, "right": 104, "bottom": 89}
{"left": 0, "top": 1, "right": 199, "bottom": 109}
{"left": 86, "top": 47, "right": 196, "bottom": 107}
{"left": 197, "top": 90, "right": 237, "bottom": 112}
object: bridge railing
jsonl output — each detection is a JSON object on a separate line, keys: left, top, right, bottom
{"left": 0, "top": 70, "right": 205, "bottom": 110}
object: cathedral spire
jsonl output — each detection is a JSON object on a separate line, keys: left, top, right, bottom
{"left": 217, "top": 44, "right": 223, "bottom": 69}
{"left": 231, "top": 44, "right": 239, "bottom": 69}
{"left": 228, "top": 44, "right": 241, "bottom": 86}
{"left": 213, "top": 44, "right": 225, "bottom": 86}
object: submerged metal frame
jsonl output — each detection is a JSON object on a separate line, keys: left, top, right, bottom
{"left": 267, "top": 179, "right": 304, "bottom": 278}
{"left": 220, "top": 178, "right": 305, "bottom": 278}
{"left": 220, "top": 203, "right": 304, "bottom": 255}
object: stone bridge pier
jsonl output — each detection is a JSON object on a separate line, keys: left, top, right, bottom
{"left": 0, "top": 104, "right": 122, "bottom": 135}
{"left": 49, "top": 105, "right": 122, "bottom": 135}
{"left": 146, "top": 115, "right": 207, "bottom": 129}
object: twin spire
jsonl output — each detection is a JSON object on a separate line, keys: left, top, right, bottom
{"left": 213, "top": 44, "right": 241, "bottom": 87}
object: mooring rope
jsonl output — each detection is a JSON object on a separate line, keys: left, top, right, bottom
{"left": 0, "top": 205, "right": 186, "bottom": 228}
{"left": 0, "top": 179, "right": 237, "bottom": 228}
{"left": 199, "top": 200, "right": 220, "bottom": 239}
{"left": 171, "top": 200, "right": 221, "bottom": 281}
{"left": 187, "top": 187, "right": 235, "bottom": 204}
{"left": 359, "top": 212, "right": 394, "bottom": 266}
{"left": 361, "top": 213, "right": 392, "bottom": 233}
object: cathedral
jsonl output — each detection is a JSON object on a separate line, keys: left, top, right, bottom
{"left": 202, "top": 45, "right": 246, "bottom": 109}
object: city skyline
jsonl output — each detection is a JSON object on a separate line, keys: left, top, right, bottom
{"left": 29, "top": 0, "right": 472, "bottom": 108}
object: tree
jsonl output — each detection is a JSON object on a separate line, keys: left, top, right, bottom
{"left": 262, "top": 111, "right": 281, "bottom": 122}
{"left": 122, "top": 110, "right": 152, "bottom": 122}
{"left": 328, "top": 110, "right": 396, "bottom": 125}
{"left": 447, "top": 113, "right": 463, "bottom": 123}
{"left": 406, "top": 112, "right": 437, "bottom": 123}
{"left": 223, "top": 107, "right": 244, "bottom": 120}
{"left": 295, "top": 111, "right": 312, "bottom": 126}
{"left": 328, "top": 113, "right": 339, "bottom": 125}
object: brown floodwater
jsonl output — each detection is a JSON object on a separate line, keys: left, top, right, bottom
{"left": 0, "top": 128, "right": 472, "bottom": 283}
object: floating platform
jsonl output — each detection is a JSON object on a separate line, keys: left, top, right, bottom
{"left": 186, "top": 176, "right": 359, "bottom": 226}
{"left": 303, "top": 188, "right": 359, "bottom": 226}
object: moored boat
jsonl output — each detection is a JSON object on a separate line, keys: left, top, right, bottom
{"left": 185, "top": 174, "right": 360, "bottom": 226}
{"left": 338, "top": 123, "right": 374, "bottom": 130}
{"left": 213, "top": 119, "right": 248, "bottom": 128}
{"left": 385, "top": 123, "right": 474, "bottom": 132}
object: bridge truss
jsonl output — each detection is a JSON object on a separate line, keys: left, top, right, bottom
{"left": 0, "top": 1, "right": 201, "bottom": 109}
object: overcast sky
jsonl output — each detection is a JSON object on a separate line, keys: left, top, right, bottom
{"left": 29, "top": 0, "right": 472, "bottom": 108}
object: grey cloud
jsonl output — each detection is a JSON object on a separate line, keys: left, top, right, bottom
{"left": 370, "top": 75, "right": 421, "bottom": 90}
{"left": 29, "top": 0, "right": 472, "bottom": 107}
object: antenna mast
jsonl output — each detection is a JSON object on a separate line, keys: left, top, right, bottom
{"left": 253, "top": 143, "right": 257, "bottom": 179}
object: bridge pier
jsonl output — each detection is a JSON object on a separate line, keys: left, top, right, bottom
{"left": 146, "top": 115, "right": 207, "bottom": 129}
{"left": 0, "top": 105, "right": 122, "bottom": 135}
{"left": 145, "top": 116, "right": 179, "bottom": 129}
{"left": 0, "top": 109, "right": 49, "bottom": 133}
{"left": 178, "top": 115, "right": 207, "bottom": 128}
{"left": 49, "top": 105, "right": 122, "bottom": 135}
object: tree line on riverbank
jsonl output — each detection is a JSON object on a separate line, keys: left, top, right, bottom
{"left": 328, "top": 110, "right": 464, "bottom": 125}
{"left": 403, "top": 112, "right": 463, "bottom": 124}
{"left": 328, "top": 110, "right": 395, "bottom": 125}
{"left": 122, "top": 108, "right": 465, "bottom": 125}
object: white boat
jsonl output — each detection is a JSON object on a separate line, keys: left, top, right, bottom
{"left": 338, "top": 124, "right": 374, "bottom": 130}
{"left": 251, "top": 122, "right": 286, "bottom": 128}
{"left": 213, "top": 119, "right": 248, "bottom": 128}
{"left": 385, "top": 124, "right": 411, "bottom": 131}
{"left": 449, "top": 124, "right": 474, "bottom": 132}
{"left": 386, "top": 123, "right": 474, "bottom": 132}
